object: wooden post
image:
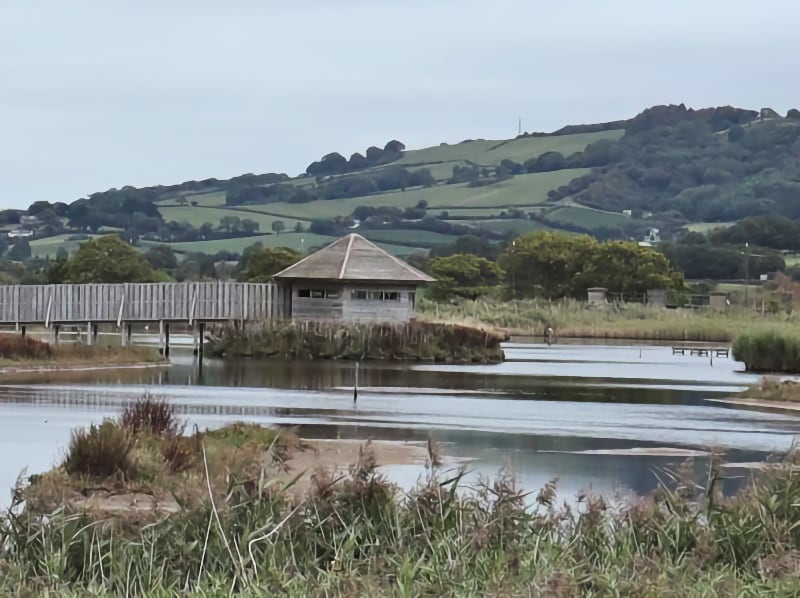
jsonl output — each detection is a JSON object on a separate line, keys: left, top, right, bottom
{"left": 20, "top": 325, "right": 26, "bottom": 338}
{"left": 159, "top": 320, "right": 165, "bottom": 356}
{"left": 198, "top": 322, "right": 205, "bottom": 359}
{"left": 49, "top": 324, "right": 60, "bottom": 345}
{"left": 353, "top": 361, "right": 359, "bottom": 403}
{"left": 164, "top": 321, "right": 171, "bottom": 358}
{"left": 86, "top": 322, "right": 97, "bottom": 346}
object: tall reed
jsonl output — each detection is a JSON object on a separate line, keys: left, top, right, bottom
{"left": 733, "top": 330, "right": 800, "bottom": 373}
{"left": 3, "top": 448, "right": 799, "bottom": 595}
{"left": 420, "top": 297, "right": 797, "bottom": 342}
{"left": 207, "top": 320, "right": 505, "bottom": 363}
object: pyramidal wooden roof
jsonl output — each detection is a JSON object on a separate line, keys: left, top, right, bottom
{"left": 273, "top": 233, "right": 435, "bottom": 283}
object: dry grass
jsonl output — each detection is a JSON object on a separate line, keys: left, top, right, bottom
{"left": 0, "top": 335, "right": 163, "bottom": 369}
{"left": 420, "top": 297, "right": 795, "bottom": 342}
{"left": 741, "top": 377, "right": 800, "bottom": 402}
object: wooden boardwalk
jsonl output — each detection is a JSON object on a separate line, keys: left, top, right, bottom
{"left": 0, "top": 282, "right": 289, "bottom": 355}
{"left": 0, "top": 282, "right": 288, "bottom": 325}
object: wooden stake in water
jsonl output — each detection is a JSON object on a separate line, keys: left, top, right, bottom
{"left": 354, "top": 361, "right": 359, "bottom": 403}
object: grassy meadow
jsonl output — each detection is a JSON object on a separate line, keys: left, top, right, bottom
{"left": 126, "top": 131, "right": 637, "bottom": 258}
{"left": 143, "top": 232, "right": 424, "bottom": 257}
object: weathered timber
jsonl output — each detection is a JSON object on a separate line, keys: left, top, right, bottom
{"left": 672, "top": 346, "right": 730, "bottom": 357}
{"left": 0, "top": 282, "right": 290, "bottom": 325}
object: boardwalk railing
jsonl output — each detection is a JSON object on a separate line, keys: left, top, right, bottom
{"left": 0, "top": 282, "right": 288, "bottom": 325}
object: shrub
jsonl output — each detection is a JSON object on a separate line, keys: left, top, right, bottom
{"left": 119, "top": 394, "right": 182, "bottom": 436}
{"left": 161, "top": 434, "right": 200, "bottom": 473}
{"left": 63, "top": 420, "right": 135, "bottom": 479}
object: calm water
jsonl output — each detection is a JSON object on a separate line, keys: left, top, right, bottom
{"left": 1, "top": 341, "right": 799, "bottom": 506}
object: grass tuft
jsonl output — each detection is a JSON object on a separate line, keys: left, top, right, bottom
{"left": 63, "top": 420, "right": 135, "bottom": 479}
{"left": 119, "top": 393, "right": 182, "bottom": 436}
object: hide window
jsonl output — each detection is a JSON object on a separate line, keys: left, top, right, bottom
{"left": 352, "top": 290, "right": 400, "bottom": 301}
{"left": 299, "top": 289, "right": 338, "bottom": 299}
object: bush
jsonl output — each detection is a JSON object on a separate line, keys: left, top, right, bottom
{"left": 119, "top": 394, "right": 182, "bottom": 436}
{"left": 63, "top": 420, "right": 135, "bottom": 479}
{"left": 733, "top": 330, "right": 800, "bottom": 373}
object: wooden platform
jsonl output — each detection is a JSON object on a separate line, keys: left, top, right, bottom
{"left": 672, "top": 346, "right": 730, "bottom": 357}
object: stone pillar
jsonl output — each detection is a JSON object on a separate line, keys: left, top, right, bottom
{"left": 587, "top": 287, "right": 608, "bottom": 306}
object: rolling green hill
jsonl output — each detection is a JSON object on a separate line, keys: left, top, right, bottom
{"left": 11, "top": 102, "right": 800, "bottom": 263}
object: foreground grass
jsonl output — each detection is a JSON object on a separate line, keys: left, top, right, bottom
{"left": 420, "top": 298, "right": 795, "bottom": 342}
{"left": 2, "top": 396, "right": 800, "bottom": 595}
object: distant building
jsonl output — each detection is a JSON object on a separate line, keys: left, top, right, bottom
{"left": 19, "top": 215, "right": 39, "bottom": 227}
{"left": 643, "top": 228, "right": 661, "bottom": 244}
{"left": 273, "top": 233, "right": 435, "bottom": 324}
{"left": 7, "top": 229, "right": 33, "bottom": 239}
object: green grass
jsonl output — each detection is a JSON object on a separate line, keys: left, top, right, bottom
{"left": 159, "top": 191, "right": 226, "bottom": 207}
{"left": 258, "top": 170, "right": 587, "bottom": 221}
{"left": 396, "top": 130, "right": 624, "bottom": 170}
{"left": 469, "top": 219, "right": 553, "bottom": 234}
{"left": 144, "top": 233, "right": 424, "bottom": 257}
{"left": 28, "top": 234, "right": 104, "bottom": 258}
{"left": 684, "top": 222, "right": 735, "bottom": 233}
{"left": 358, "top": 229, "right": 459, "bottom": 247}
{"left": 158, "top": 206, "right": 305, "bottom": 232}
{"left": 733, "top": 329, "right": 800, "bottom": 373}
{"left": 545, "top": 205, "right": 631, "bottom": 230}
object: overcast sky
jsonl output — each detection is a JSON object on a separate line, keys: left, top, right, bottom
{"left": 1, "top": 0, "right": 798, "bottom": 209}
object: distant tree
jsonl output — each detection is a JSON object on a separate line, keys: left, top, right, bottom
{"left": 416, "top": 199, "right": 428, "bottom": 210}
{"left": 62, "top": 235, "right": 166, "bottom": 283}
{"left": 237, "top": 247, "right": 301, "bottom": 282}
{"left": 176, "top": 197, "right": 189, "bottom": 206}
{"left": 428, "top": 254, "right": 505, "bottom": 300}
{"left": 199, "top": 223, "right": 214, "bottom": 239}
{"left": 787, "top": 108, "right": 800, "bottom": 120}
{"left": 7, "top": 239, "right": 31, "bottom": 261}
{"left": 241, "top": 219, "right": 260, "bottom": 234}
{"left": 348, "top": 152, "right": 370, "bottom": 170}
{"left": 294, "top": 221, "right": 304, "bottom": 233}
{"left": 144, "top": 245, "right": 179, "bottom": 272}
{"left": 384, "top": 140, "right": 406, "bottom": 153}
{"left": 271, "top": 220, "right": 286, "bottom": 235}
{"left": 190, "top": 201, "right": 198, "bottom": 207}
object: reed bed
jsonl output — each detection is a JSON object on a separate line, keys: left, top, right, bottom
{"left": 420, "top": 298, "right": 796, "bottom": 342}
{"left": 207, "top": 320, "right": 506, "bottom": 363}
{"left": 733, "top": 330, "right": 800, "bottom": 373}
{"left": 2, "top": 432, "right": 800, "bottom": 595}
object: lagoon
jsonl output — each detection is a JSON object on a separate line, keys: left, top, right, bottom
{"left": 1, "top": 340, "right": 798, "bottom": 507}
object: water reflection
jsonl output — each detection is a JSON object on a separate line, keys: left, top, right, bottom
{"left": 0, "top": 342, "right": 796, "bottom": 507}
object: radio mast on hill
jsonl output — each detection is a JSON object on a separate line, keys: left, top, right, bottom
{"left": 518, "top": 117, "right": 522, "bottom": 135}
